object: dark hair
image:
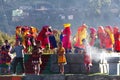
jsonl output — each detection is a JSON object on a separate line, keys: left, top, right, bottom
{"left": 58, "top": 41, "right": 63, "bottom": 45}
{"left": 82, "top": 39, "right": 86, "bottom": 42}
{"left": 16, "top": 40, "right": 22, "bottom": 44}
{"left": 5, "top": 40, "right": 8, "bottom": 43}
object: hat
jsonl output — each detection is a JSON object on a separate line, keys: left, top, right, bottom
{"left": 63, "top": 23, "right": 71, "bottom": 28}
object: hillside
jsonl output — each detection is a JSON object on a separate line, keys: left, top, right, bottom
{"left": 0, "top": 0, "right": 120, "bottom": 35}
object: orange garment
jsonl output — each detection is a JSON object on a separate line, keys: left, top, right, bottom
{"left": 105, "top": 26, "right": 114, "bottom": 45}
{"left": 30, "top": 26, "right": 38, "bottom": 39}
{"left": 104, "top": 26, "right": 114, "bottom": 49}
{"left": 57, "top": 47, "right": 66, "bottom": 64}
{"left": 74, "top": 24, "right": 87, "bottom": 48}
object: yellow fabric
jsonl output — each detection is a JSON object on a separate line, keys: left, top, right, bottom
{"left": 105, "top": 28, "right": 115, "bottom": 44}
{"left": 57, "top": 47, "right": 66, "bottom": 63}
{"left": 75, "top": 25, "right": 87, "bottom": 45}
{"left": 58, "top": 55, "right": 66, "bottom": 63}
{"left": 31, "top": 27, "right": 38, "bottom": 38}
{"left": 16, "top": 27, "right": 21, "bottom": 35}
{"left": 63, "top": 23, "right": 71, "bottom": 28}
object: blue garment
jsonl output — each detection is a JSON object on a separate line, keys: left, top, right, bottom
{"left": 49, "top": 35, "right": 57, "bottom": 49}
{"left": 1, "top": 44, "right": 10, "bottom": 51}
{"left": 11, "top": 45, "right": 24, "bottom": 58}
{"left": 60, "top": 33, "right": 63, "bottom": 42}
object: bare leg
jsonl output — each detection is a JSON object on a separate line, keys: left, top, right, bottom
{"left": 59, "top": 63, "right": 64, "bottom": 74}
{"left": 85, "top": 64, "right": 90, "bottom": 74}
{"left": 37, "top": 64, "right": 40, "bottom": 75}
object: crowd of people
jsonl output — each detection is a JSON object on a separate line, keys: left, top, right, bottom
{"left": 0, "top": 23, "right": 120, "bottom": 75}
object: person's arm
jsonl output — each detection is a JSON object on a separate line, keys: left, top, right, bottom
{"left": 39, "top": 57, "right": 42, "bottom": 65}
{"left": 22, "top": 45, "right": 25, "bottom": 49}
{"left": 10, "top": 46, "right": 15, "bottom": 54}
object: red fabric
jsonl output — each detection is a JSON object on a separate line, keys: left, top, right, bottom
{"left": 62, "top": 27, "right": 72, "bottom": 49}
{"left": 89, "top": 27, "right": 97, "bottom": 46}
{"left": 114, "top": 32, "right": 120, "bottom": 51}
{"left": 104, "top": 33, "right": 113, "bottom": 49}
{"left": 36, "top": 26, "right": 50, "bottom": 48}
{"left": 97, "top": 26, "right": 106, "bottom": 48}
{"left": 0, "top": 51, "right": 11, "bottom": 64}
{"left": 104, "top": 26, "right": 114, "bottom": 49}
{"left": 113, "top": 26, "right": 119, "bottom": 35}
{"left": 84, "top": 53, "right": 91, "bottom": 65}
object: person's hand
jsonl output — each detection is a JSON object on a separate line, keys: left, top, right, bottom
{"left": 89, "top": 63, "right": 92, "bottom": 66}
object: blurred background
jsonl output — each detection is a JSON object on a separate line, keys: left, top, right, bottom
{"left": 0, "top": 0, "right": 120, "bottom": 35}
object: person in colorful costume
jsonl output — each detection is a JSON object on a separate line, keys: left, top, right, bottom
{"left": 62, "top": 23, "right": 72, "bottom": 53}
{"left": 84, "top": 50, "right": 92, "bottom": 74}
{"left": 16, "top": 26, "right": 38, "bottom": 53}
{"left": 32, "top": 41, "right": 42, "bottom": 75}
{"left": 0, "top": 40, "right": 11, "bottom": 74}
{"left": 16, "top": 26, "right": 23, "bottom": 42}
{"left": 30, "top": 26, "right": 38, "bottom": 39}
{"left": 113, "top": 26, "right": 120, "bottom": 52}
{"left": 89, "top": 27, "right": 97, "bottom": 46}
{"left": 74, "top": 24, "right": 87, "bottom": 53}
{"left": 104, "top": 26, "right": 114, "bottom": 52}
{"left": 36, "top": 26, "right": 51, "bottom": 49}
{"left": 48, "top": 26, "right": 57, "bottom": 49}
{"left": 97, "top": 26, "right": 106, "bottom": 48}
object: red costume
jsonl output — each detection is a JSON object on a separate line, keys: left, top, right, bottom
{"left": 84, "top": 52, "right": 92, "bottom": 73}
{"left": 36, "top": 26, "right": 50, "bottom": 49}
{"left": 62, "top": 23, "right": 72, "bottom": 53}
{"left": 89, "top": 27, "right": 97, "bottom": 46}
{"left": 97, "top": 26, "right": 106, "bottom": 48}
{"left": 74, "top": 24, "right": 87, "bottom": 49}
{"left": 104, "top": 26, "right": 114, "bottom": 51}
{"left": 113, "top": 27, "right": 120, "bottom": 52}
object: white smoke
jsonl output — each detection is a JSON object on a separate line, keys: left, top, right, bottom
{"left": 84, "top": 39, "right": 120, "bottom": 62}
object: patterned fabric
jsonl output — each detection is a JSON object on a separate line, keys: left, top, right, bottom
{"left": 0, "top": 51, "right": 11, "bottom": 64}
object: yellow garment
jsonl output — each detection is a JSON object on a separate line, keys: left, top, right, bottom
{"left": 75, "top": 24, "right": 87, "bottom": 45}
{"left": 57, "top": 47, "right": 66, "bottom": 64}
{"left": 63, "top": 23, "right": 71, "bottom": 28}
{"left": 16, "top": 27, "right": 21, "bottom": 35}
{"left": 31, "top": 26, "right": 38, "bottom": 38}
{"left": 105, "top": 28, "right": 114, "bottom": 44}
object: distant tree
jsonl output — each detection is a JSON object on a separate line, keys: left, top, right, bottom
{"left": 89, "top": 0, "right": 111, "bottom": 15}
